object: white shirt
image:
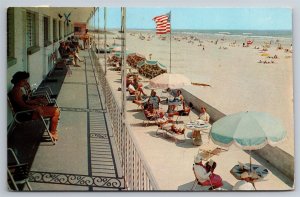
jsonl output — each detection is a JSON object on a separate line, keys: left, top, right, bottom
{"left": 194, "top": 164, "right": 211, "bottom": 183}
{"left": 128, "top": 84, "right": 135, "bottom": 92}
{"left": 199, "top": 112, "right": 210, "bottom": 123}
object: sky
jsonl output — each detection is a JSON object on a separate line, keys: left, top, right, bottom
{"left": 89, "top": 7, "right": 292, "bottom": 30}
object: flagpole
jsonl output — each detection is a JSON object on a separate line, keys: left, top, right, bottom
{"left": 104, "top": 7, "right": 107, "bottom": 75}
{"left": 169, "top": 27, "right": 172, "bottom": 73}
{"left": 169, "top": 11, "right": 172, "bottom": 74}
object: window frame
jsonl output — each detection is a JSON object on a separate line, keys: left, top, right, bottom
{"left": 7, "top": 7, "right": 17, "bottom": 67}
{"left": 53, "top": 18, "right": 58, "bottom": 42}
{"left": 26, "top": 11, "right": 40, "bottom": 55}
{"left": 43, "top": 16, "right": 51, "bottom": 47}
{"left": 59, "top": 20, "right": 62, "bottom": 40}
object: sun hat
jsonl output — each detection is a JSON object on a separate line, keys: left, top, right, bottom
{"left": 194, "top": 153, "right": 203, "bottom": 163}
{"left": 11, "top": 71, "right": 30, "bottom": 85}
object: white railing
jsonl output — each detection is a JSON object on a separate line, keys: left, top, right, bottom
{"left": 91, "top": 50, "right": 159, "bottom": 190}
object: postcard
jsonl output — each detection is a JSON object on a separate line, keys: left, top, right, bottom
{"left": 7, "top": 7, "right": 293, "bottom": 191}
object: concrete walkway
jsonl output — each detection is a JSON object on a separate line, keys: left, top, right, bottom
{"left": 28, "top": 50, "right": 124, "bottom": 191}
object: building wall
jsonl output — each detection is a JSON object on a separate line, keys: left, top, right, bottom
{"left": 7, "top": 7, "right": 75, "bottom": 126}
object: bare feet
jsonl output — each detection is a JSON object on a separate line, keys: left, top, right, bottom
{"left": 50, "top": 131, "right": 58, "bottom": 141}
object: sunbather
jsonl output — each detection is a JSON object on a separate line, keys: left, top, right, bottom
{"left": 23, "top": 80, "right": 48, "bottom": 106}
{"left": 169, "top": 90, "right": 184, "bottom": 111}
{"left": 204, "top": 160, "right": 223, "bottom": 189}
{"left": 198, "top": 107, "right": 210, "bottom": 123}
{"left": 133, "top": 84, "right": 147, "bottom": 107}
{"left": 10, "top": 72, "right": 60, "bottom": 140}
{"left": 193, "top": 153, "right": 213, "bottom": 188}
{"left": 147, "top": 90, "right": 160, "bottom": 109}
{"left": 192, "top": 107, "right": 210, "bottom": 137}
{"left": 194, "top": 154, "right": 223, "bottom": 190}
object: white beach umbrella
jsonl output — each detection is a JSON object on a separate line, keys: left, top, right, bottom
{"left": 149, "top": 73, "right": 191, "bottom": 89}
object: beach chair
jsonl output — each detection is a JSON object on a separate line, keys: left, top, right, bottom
{"left": 7, "top": 92, "right": 56, "bottom": 144}
{"left": 7, "top": 148, "right": 32, "bottom": 191}
{"left": 143, "top": 109, "right": 161, "bottom": 127}
{"left": 156, "top": 118, "right": 186, "bottom": 143}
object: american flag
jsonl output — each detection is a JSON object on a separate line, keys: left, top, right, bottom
{"left": 153, "top": 12, "right": 171, "bottom": 34}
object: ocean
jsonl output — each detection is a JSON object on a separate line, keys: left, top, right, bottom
{"left": 172, "top": 29, "right": 292, "bottom": 38}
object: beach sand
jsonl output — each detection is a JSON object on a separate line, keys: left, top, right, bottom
{"left": 96, "top": 30, "right": 294, "bottom": 156}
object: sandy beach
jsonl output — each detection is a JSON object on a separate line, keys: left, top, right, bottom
{"left": 96, "top": 30, "right": 293, "bottom": 156}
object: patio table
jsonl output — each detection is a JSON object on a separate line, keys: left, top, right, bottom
{"left": 185, "top": 120, "right": 211, "bottom": 146}
{"left": 230, "top": 164, "right": 269, "bottom": 182}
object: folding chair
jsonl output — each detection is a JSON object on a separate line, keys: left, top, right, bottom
{"left": 143, "top": 110, "right": 161, "bottom": 127}
{"left": 156, "top": 119, "right": 186, "bottom": 143}
{"left": 7, "top": 92, "right": 56, "bottom": 144}
{"left": 7, "top": 148, "right": 32, "bottom": 191}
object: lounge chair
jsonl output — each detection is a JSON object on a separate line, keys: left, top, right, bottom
{"left": 143, "top": 109, "right": 161, "bottom": 127}
{"left": 156, "top": 118, "right": 186, "bottom": 143}
{"left": 7, "top": 92, "right": 56, "bottom": 144}
{"left": 7, "top": 148, "right": 32, "bottom": 191}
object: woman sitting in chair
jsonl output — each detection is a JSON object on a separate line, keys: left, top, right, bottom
{"left": 10, "top": 72, "right": 60, "bottom": 141}
{"left": 204, "top": 160, "right": 223, "bottom": 189}
{"left": 193, "top": 153, "right": 223, "bottom": 190}
{"left": 168, "top": 90, "right": 184, "bottom": 111}
{"left": 127, "top": 76, "right": 140, "bottom": 95}
{"left": 133, "top": 84, "right": 147, "bottom": 106}
{"left": 147, "top": 90, "right": 160, "bottom": 110}
{"left": 23, "top": 80, "right": 49, "bottom": 106}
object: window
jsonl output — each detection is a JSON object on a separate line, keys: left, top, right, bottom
{"left": 64, "top": 22, "right": 67, "bottom": 37}
{"left": 43, "top": 16, "right": 51, "bottom": 46}
{"left": 7, "top": 7, "right": 16, "bottom": 66}
{"left": 53, "top": 19, "right": 57, "bottom": 42}
{"left": 59, "top": 20, "right": 62, "bottom": 39}
{"left": 26, "top": 12, "right": 37, "bottom": 48}
{"left": 26, "top": 11, "right": 40, "bottom": 54}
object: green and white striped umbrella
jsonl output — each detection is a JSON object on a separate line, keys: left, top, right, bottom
{"left": 210, "top": 111, "right": 286, "bottom": 150}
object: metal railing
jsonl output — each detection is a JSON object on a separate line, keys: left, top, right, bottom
{"left": 91, "top": 50, "right": 159, "bottom": 190}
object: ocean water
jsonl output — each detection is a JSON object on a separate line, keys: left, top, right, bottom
{"left": 172, "top": 29, "right": 292, "bottom": 38}
{"left": 128, "top": 29, "right": 292, "bottom": 46}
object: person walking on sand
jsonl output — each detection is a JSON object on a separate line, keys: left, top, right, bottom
{"left": 203, "top": 45, "right": 205, "bottom": 51}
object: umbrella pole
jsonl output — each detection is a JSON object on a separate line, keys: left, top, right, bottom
{"left": 249, "top": 150, "right": 252, "bottom": 172}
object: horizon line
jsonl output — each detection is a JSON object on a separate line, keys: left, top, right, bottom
{"left": 104, "top": 28, "right": 292, "bottom": 31}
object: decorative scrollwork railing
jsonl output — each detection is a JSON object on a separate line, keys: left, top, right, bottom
{"left": 91, "top": 50, "right": 159, "bottom": 190}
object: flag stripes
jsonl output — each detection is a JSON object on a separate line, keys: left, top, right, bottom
{"left": 153, "top": 12, "right": 171, "bottom": 34}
